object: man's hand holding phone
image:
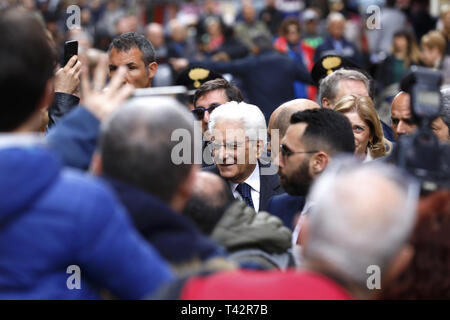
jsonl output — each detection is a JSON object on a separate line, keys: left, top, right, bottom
{"left": 54, "top": 55, "right": 82, "bottom": 95}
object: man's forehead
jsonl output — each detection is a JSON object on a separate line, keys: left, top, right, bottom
{"left": 336, "top": 79, "right": 369, "bottom": 99}
{"left": 109, "top": 47, "right": 142, "bottom": 65}
{"left": 213, "top": 123, "right": 249, "bottom": 144}
{"left": 284, "top": 123, "right": 307, "bottom": 145}
{"left": 391, "top": 93, "right": 412, "bottom": 115}
{"left": 196, "top": 89, "right": 228, "bottom": 107}
{"left": 213, "top": 118, "right": 245, "bottom": 135}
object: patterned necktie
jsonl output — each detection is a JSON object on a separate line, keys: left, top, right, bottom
{"left": 236, "top": 183, "right": 255, "bottom": 209}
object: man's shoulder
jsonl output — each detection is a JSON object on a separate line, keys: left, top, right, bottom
{"left": 270, "top": 193, "right": 302, "bottom": 203}
{"left": 258, "top": 161, "right": 281, "bottom": 182}
{"left": 173, "top": 269, "right": 352, "bottom": 299}
{"left": 39, "top": 168, "right": 120, "bottom": 217}
{"left": 266, "top": 193, "right": 305, "bottom": 211}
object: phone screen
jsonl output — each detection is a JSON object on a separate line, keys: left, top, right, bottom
{"left": 63, "top": 40, "right": 78, "bottom": 66}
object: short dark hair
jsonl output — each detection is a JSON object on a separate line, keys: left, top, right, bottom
{"left": 290, "top": 108, "right": 355, "bottom": 155}
{"left": 0, "top": 7, "right": 56, "bottom": 132}
{"left": 193, "top": 78, "right": 244, "bottom": 107}
{"left": 280, "top": 17, "right": 301, "bottom": 36}
{"left": 182, "top": 178, "right": 235, "bottom": 235}
{"left": 108, "top": 32, "right": 156, "bottom": 66}
{"left": 252, "top": 34, "right": 273, "bottom": 52}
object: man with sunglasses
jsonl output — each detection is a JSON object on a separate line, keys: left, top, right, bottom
{"left": 276, "top": 109, "right": 355, "bottom": 245}
{"left": 192, "top": 79, "right": 244, "bottom": 133}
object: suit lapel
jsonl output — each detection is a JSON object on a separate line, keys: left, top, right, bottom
{"left": 258, "top": 163, "right": 282, "bottom": 211}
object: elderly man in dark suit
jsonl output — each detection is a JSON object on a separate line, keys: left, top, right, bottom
{"left": 203, "top": 101, "right": 283, "bottom": 212}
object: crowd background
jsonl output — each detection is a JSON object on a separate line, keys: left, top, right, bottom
{"left": 5, "top": 0, "right": 449, "bottom": 104}
{"left": 1, "top": 0, "right": 450, "bottom": 301}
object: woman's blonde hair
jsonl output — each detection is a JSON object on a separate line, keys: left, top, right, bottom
{"left": 421, "top": 30, "right": 446, "bottom": 56}
{"left": 334, "top": 95, "right": 387, "bottom": 158}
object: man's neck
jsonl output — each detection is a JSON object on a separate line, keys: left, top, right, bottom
{"left": 302, "top": 260, "right": 372, "bottom": 299}
{"left": 12, "top": 112, "right": 42, "bottom": 133}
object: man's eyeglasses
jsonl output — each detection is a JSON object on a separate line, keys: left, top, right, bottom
{"left": 211, "top": 141, "right": 245, "bottom": 151}
{"left": 192, "top": 103, "right": 220, "bottom": 121}
{"left": 280, "top": 144, "right": 318, "bottom": 157}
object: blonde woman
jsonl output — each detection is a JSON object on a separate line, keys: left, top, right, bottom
{"left": 334, "top": 95, "right": 392, "bottom": 161}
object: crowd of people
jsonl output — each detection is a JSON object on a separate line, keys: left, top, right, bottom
{"left": 0, "top": 0, "right": 450, "bottom": 300}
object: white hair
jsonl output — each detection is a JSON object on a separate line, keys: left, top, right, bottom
{"left": 303, "top": 157, "right": 419, "bottom": 287}
{"left": 327, "top": 12, "right": 346, "bottom": 25}
{"left": 208, "top": 101, "right": 267, "bottom": 144}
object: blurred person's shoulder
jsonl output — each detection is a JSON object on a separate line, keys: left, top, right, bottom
{"left": 36, "top": 165, "right": 125, "bottom": 222}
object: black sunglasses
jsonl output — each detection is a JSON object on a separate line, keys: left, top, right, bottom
{"left": 280, "top": 144, "right": 318, "bottom": 157}
{"left": 192, "top": 103, "right": 220, "bottom": 120}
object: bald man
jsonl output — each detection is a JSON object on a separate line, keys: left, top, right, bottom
{"left": 391, "top": 90, "right": 450, "bottom": 143}
{"left": 145, "top": 23, "right": 173, "bottom": 87}
{"left": 183, "top": 171, "right": 235, "bottom": 235}
{"left": 265, "top": 99, "right": 320, "bottom": 229}
{"left": 391, "top": 92, "right": 418, "bottom": 139}
{"left": 267, "top": 99, "right": 320, "bottom": 155}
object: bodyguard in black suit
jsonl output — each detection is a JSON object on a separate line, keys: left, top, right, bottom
{"left": 265, "top": 193, "right": 305, "bottom": 230}
{"left": 203, "top": 101, "right": 284, "bottom": 212}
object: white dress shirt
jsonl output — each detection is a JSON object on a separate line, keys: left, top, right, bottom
{"left": 292, "top": 200, "right": 315, "bottom": 247}
{"left": 229, "top": 162, "right": 261, "bottom": 212}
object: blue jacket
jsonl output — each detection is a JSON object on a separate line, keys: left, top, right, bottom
{"left": 0, "top": 145, "right": 173, "bottom": 299}
{"left": 105, "top": 177, "right": 226, "bottom": 266}
{"left": 46, "top": 107, "right": 100, "bottom": 171}
{"left": 265, "top": 193, "right": 305, "bottom": 230}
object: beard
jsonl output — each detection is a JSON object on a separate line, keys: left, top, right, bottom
{"left": 279, "top": 159, "right": 313, "bottom": 196}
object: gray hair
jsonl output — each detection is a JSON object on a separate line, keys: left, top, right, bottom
{"left": 303, "top": 157, "right": 419, "bottom": 288}
{"left": 318, "top": 69, "right": 370, "bottom": 107}
{"left": 208, "top": 101, "right": 267, "bottom": 144}
{"left": 440, "top": 87, "right": 450, "bottom": 130}
{"left": 327, "top": 12, "right": 345, "bottom": 25}
{"left": 99, "top": 97, "right": 195, "bottom": 204}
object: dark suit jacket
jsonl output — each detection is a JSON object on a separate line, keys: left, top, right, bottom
{"left": 203, "top": 162, "right": 284, "bottom": 212}
{"left": 265, "top": 193, "right": 305, "bottom": 230}
{"left": 191, "top": 49, "right": 314, "bottom": 122}
{"left": 314, "top": 36, "right": 362, "bottom": 66}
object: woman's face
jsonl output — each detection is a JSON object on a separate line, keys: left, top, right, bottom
{"left": 344, "top": 111, "right": 372, "bottom": 157}
{"left": 286, "top": 24, "right": 300, "bottom": 44}
{"left": 393, "top": 36, "right": 408, "bottom": 54}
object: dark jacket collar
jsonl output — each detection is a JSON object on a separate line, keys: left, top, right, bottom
{"left": 103, "top": 176, "right": 226, "bottom": 264}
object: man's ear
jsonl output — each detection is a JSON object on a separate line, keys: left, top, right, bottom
{"left": 38, "top": 78, "right": 55, "bottom": 111}
{"left": 255, "top": 139, "right": 265, "bottom": 159}
{"left": 147, "top": 62, "right": 158, "bottom": 79}
{"left": 171, "top": 164, "right": 199, "bottom": 213}
{"left": 383, "top": 244, "right": 414, "bottom": 286}
{"left": 90, "top": 151, "right": 103, "bottom": 176}
{"left": 321, "top": 98, "right": 332, "bottom": 109}
{"left": 309, "top": 151, "right": 329, "bottom": 177}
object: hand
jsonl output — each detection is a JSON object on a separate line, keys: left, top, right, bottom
{"left": 80, "top": 55, "right": 135, "bottom": 121}
{"left": 169, "top": 58, "right": 189, "bottom": 72}
{"left": 211, "top": 51, "right": 230, "bottom": 62}
{"left": 54, "top": 55, "right": 82, "bottom": 95}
